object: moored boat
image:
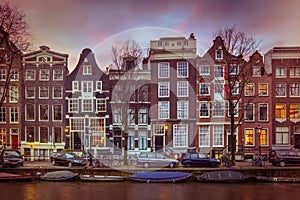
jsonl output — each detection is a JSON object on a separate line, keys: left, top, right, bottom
{"left": 0, "top": 172, "right": 33, "bottom": 182}
{"left": 79, "top": 174, "right": 126, "bottom": 182}
{"left": 196, "top": 170, "right": 256, "bottom": 183}
{"left": 40, "top": 170, "right": 78, "bottom": 181}
{"left": 129, "top": 171, "right": 192, "bottom": 183}
{"left": 256, "top": 176, "right": 300, "bottom": 183}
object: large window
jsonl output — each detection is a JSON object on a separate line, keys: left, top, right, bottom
{"left": 10, "top": 69, "right": 19, "bottom": 81}
{"left": 258, "top": 103, "right": 268, "bottom": 122}
{"left": 82, "top": 99, "right": 93, "bottom": 112}
{"left": 290, "top": 83, "right": 300, "bottom": 97}
{"left": 245, "top": 129, "right": 254, "bottom": 146}
{"left": 68, "top": 99, "right": 79, "bottom": 113}
{"left": 39, "top": 69, "right": 49, "bottom": 80}
{"left": 158, "top": 82, "right": 169, "bottom": 97}
{"left": 113, "top": 109, "right": 121, "bottom": 124}
{"left": 96, "top": 99, "right": 106, "bottom": 112}
{"left": 213, "top": 125, "right": 224, "bottom": 146}
{"left": 245, "top": 104, "right": 254, "bottom": 121}
{"left": 138, "top": 131, "right": 147, "bottom": 150}
{"left": 290, "top": 104, "right": 300, "bottom": 119}
{"left": 199, "top": 83, "right": 210, "bottom": 96}
{"left": 173, "top": 124, "right": 188, "bottom": 147}
{"left": 276, "top": 104, "right": 286, "bottom": 119}
{"left": 275, "top": 83, "right": 286, "bottom": 97}
{"left": 54, "top": 127, "right": 62, "bottom": 143}
{"left": 82, "top": 81, "right": 93, "bottom": 94}
{"left": 26, "top": 127, "right": 35, "bottom": 142}
{"left": 25, "top": 86, "right": 35, "bottom": 98}
{"left": 276, "top": 67, "right": 286, "bottom": 78}
{"left": 128, "top": 133, "right": 135, "bottom": 150}
{"left": 199, "top": 66, "right": 210, "bottom": 76}
{"left": 53, "top": 86, "right": 63, "bottom": 99}
{"left": 53, "top": 69, "right": 63, "bottom": 80}
{"left": 177, "top": 81, "right": 188, "bottom": 97}
{"left": 53, "top": 105, "right": 62, "bottom": 121}
{"left": 9, "top": 86, "right": 18, "bottom": 103}
{"left": 40, "top": 127, "right": 49, "bottom": 143}
{"left": 39, "top": 104, "right": 49, "bottom": 121}
{"left": 199, "top": 102, "right": 210, "bottom": 118}
{"left": 245, "top": 83, "right": 254, "bottom": 96}
{"left": 290, "top": 67, "right": 300, "bottom": 77}
{"left": 199, "top": 125, "right": 210, "bottom": 147}
{"left": 26, "top": 104, "right": 35, "bottom": 121}
{"left": 158, "top": 101, "right": 169, "bottom": 119}
{"left": 260, "top": 129, "right": 268, "bottom": 146}
{"left": 70, "top": 118, "right": 85, "bottom": 131}
{"left": 177, "top": 62, "right": 188, "bottom": 78}
{"left": 212, "top": 102, "right": 225, "bottom": 117}
{"left": 138, "top": 108, "right": 147, "bottom": 124}
{"left": 177, "top": 101, "right": 188, "bottom": 119}
{"left": 25, "top": 69, "right": 35, "bottom": 80}
{"left": 0, "top": 107, "right": 6, "bottom": 123}
{"left": 138, "top": 85, "right": 149, "bottom": 102}
{"left": 158, "top": 62, "right": 169, "bottom": 78}
{"left": 10, "top": 107, "right": 18, "bottom": 123}
{"left": 39, "top": 86, "right": 49, "bottom": 99}
{"left": 275, "top": 127, "right": 289, "bottom": 145}
{"left": 258, "top": 83, "right": 268, "bottom": 96}
{"left": 214, "top": 66, "right": 224, "bottom": 79}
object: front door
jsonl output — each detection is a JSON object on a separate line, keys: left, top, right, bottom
{"left": 113, "top": 137, "right": 122, "bottom": 154}
{"left": 155, "top": 136, "right": 163, "bottom": 151}
{"left": 73, "top": 132, "right": 82, "bottom": 150}
{"left": 11, "top": 135, "right": 18, "bottom": 149}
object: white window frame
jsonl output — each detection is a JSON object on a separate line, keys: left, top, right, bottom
{"left": 258, "top": 83, "right": 268, "bottom": 96}
{"left": 173, "top": 124, "right": 188, "bottom": 147}
{"left": 158, "top": 101, "right": 169, "bottom": 119}
{"left": 276, "top": 66, "right": 286, "bottom": 78}
{"left": 199, "top": 125, "right": 210, "bottom": 147}
{"left": 244, "top": 103, "right": 255, "bottom": 122}
{"left": 0, "top": 69, "right": 6, "bottom": 81}
{"left": 275, "top": 83, "right": 286, "bottom": 97}
{"left": 158, "top": 82, "right": 169, "bottom": 98}
{"left": 177, "top": 101, "right": 188, "bottom": 119}
{"left": 10, "top": 107, "right": 19, "bottom": 123}
{"left": 177, "top": 81, "right": 188, "bottom": 97}
{"left": 25, "top": 86, "right": 35, "bottom": 99}
{"left": 72, "top": 81, "right": 79, "bottom": 91}
{"left": 83, "top": 65, "right": 92, "bottom": 75}
{"left": 177, "top": 61, "right": 188, "bottom": 78}
{"left": 53, "top": 104, "right": 62, "bottom": 121}
{"left": 258, "top": 103, "right": 268, "bottom": 122}
{"left": 199, "top": 102, "right": 210, "bottom": 118}
{"left": 215, "top": 49, "right": 223, "bottom": 60}
{"left": 53, "top": 86, "right": 63, "bottom": 99}
{"left": 199, "top": 83, "right": 210, "bottom": 96}
{"left": 290, "top": 83, "right": 300, "bottom": 97}
{"left": 199, "top": 65, "right": 210, "bottom": 76}
{"left": 96, "top": 99, "right": 106, "bottom": 112}
{"left": 82, "top": 99, "right": 93, "bottom": 112}
{"left": 68, "top": 99, "right": 79, "bottom": 113}
{"left": 25, "top": 69, "right": 35, "bottom": 81}
{"left": 39, "top": 69, "right": 50, "bottom": 81}
{"left": 96, "top": 81, "right": 102, "bottom": 91}
{"left": 213, "top": 125, "right": 224, "bottom": 147}
{"left": 158, "top": 62, "right": 170, "bottom": 78}
{"left": 39, "top": 86, "right": 49, "bottom": 99}
{"left": 9, "top": 86, "right": 18, "bottom": 103}
{"left": 212, "top": 102, "right": 225, "bottom": 117}
{"left": 53, "top": 69, "right": 63, "bottom": 80}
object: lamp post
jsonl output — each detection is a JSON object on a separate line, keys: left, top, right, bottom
{"left": 256, "top": 125, "right": 262, "bottom": 155}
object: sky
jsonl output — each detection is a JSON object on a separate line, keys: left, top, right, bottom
{"left": 7, "top": 0, "right": 300, "bottom": 71}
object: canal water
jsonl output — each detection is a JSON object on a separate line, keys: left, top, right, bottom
{"left": 0, "top": 181, "right": 299, "bottom": 200}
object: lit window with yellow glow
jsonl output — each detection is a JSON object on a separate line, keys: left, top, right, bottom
{"left": 260, "top": 129, "right": 268, "bottom": 146}
{"left": 245, "top": 83, "right": 254, "bottom": 96}
{"left": 276, "top": 104, "right": 286, "bottom": 119}
{"left": 290, "top": 104, "right": 300, "bottom": 119}
{"left": 245, "top": 129, "right": 254, "bottom": 145}
{"left": 258, "top": 83, "right": 268, "bottom": 96}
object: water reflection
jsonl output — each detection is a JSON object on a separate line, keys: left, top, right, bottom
{"left": 0, "top": 182, "right": 299, "bottom": 200}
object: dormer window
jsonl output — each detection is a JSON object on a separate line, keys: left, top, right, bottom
{"left": 83, "top": 65, "right": 92, "bottom": 75}
{"left": 252, "top": 66, "right": 261, "bottom": 77}
{"left": 216, "top": 48, "right": 223, "bottom": 60}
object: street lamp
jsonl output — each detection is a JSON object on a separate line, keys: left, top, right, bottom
{"left": 256, "top": 125, "right": 262, "bottom": 155}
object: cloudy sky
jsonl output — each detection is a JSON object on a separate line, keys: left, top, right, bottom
{"left": 9, "top": 0, "right": 300, "bottom": 71}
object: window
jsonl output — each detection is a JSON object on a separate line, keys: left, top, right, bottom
{"left": 228, "top": 100, "right": 239, "bottom": 117}
{"left": 72, "top": 81, "right": 79, "bottom": 91}
{"left": 252, "top": 66, "right": 261, "bottom": 76}
{"left": 199, "top": 66, "right": 210, "bottom": 76}
{"left": 39, "top": 104, "right": 49, "bottom": 121}
{"left": 10, "top": 69, "right": 19, "bottom": 81}
{"left": 276, "top": 104, "right": 286, "bottom": 119}
{"left": 82, "top": 99, "right": 93, "bottom": 112}
{"left": 128, "top": 109, "right": 135, "bottom": 125}
{"left": 40, "top": 127, "right": 49, "bottom": 143}
{"left": 82, "top": 81, "right": 93, "bottom": 94}
{"left": 275, "top": 83, "right": 286, "bottom": 97}
{"left": 83, "top": 65, "right": 92, "bottom": 75}
{"left": 232, "top": 82, "right": 239, "bottom": 95}
{"left": 96, "top": 81, "right": 102, "bottom": 91}
{"left": 158, "top": 101, "right": 169, "bottom": 119}
{"left": 290, "top": 67, "right": 300, "bottom": 77}
{"left": 275, "top": 127, "right": 289, "bottom": 145}
{"left": 173, "top": 124, "right": 188, "bottom": 147}
{"left": 26, "top": 69, "right": 35, "bottom": 80}
{"left": 69, "top": 99, "right": 79, "bottom": 113}
{"left": 53, "top": 86, "right": 62, "bottom": 99}
{"left": 54, "top": 127, "right": 62, "bottom": 143}
{"left": 245, "top": 129, "right": 254, "bottom": 146}
{"left": 214, "top": 66, "right": 224, "bottom": 79}
{"left": 199, "top": 83, "right": 210, "bottom": 96}
{"left": 177, "top": 81, "right": 188, "bottom": 97}
{"left": 215, "top": 49, "right": 223, "bottom": 59}
{"left": 177, "top": 101, "right": 188, "bottom": 119}
{"left": 177, "top": 62, "right": 188, "bottom": 78}
{"left": 290, "top": 104, "right": 300, "bottom": 119}
{"left": 260, "top": 129, "right": 268, "bottom": 146}
{"left": 199, "top": 102, "right": 210, "bottom": 118}
{"left": 39, "top": 86, "right": 49, "bottom": 99}
{"left": 70, "top": 118, "right": 85, "bottom": 131}
{"left": 138, "top": 108, "right": 147, "bottom": 124}
{"left": 113, "top": 109, "right": 121, "bottom": 124}
{"left": 213, "top": 125, "right": 224, "bottom": 146}
{"left": 158, "top": 82, "right": 169, "bottom": 97}
{"left": 258, "top": 83, "right": 268, "bottom": 96}
{"left": 90, "top": 118, "right": 105, "bottom": 133}
{"left": 25, "top": 86, "right": 35, "bottom": 98}
{"left": 258, "top": 104, "right": 268, "bottom": 122}
{"left": 0, "top": 87, "right": 4, "bottom": 103}
{"left": 9, "top": 86, "right": 18, "bottom": 103}
{"left": 230, "top": 65, "right": 239, "bottom": 75}
{"left": 158, "top": 62, "right": 169, "bottom": 78}
{"left": 290, "top": 83, "right": 300, "bottom": 97}
{"left": 96, "top": 99, "right": 106, "bottom": 112}
{"left": 212, "top": 102, "right": 225, "bottom": 117}
{"left": 53, "top": 105, "right": 62, "bottom": 121}
{"left": 214, "top": 83, "right": 223, "bottom": 98}
{"left": 199, "top": 125, "right": 210, "bottom": 147}
{"left": 245, "top": 104, "right": 254, "bottom": 121}
{"left": 39, "top": 69, "right": 49, "bottom": 80}
{"left": 138, "top": 131, "right": 147, "bottom": 150}
{"left": 0, "top": 69, "right": 6, "bottom": 81}
{"left": 138, "top": 85, "right": 149, "bottom": 101}
{"left": 0, "top": 107, "right": 6, "bottom": 123}
{"left": 128, "top": 133, "right": 134, "bottom": 150}
{"left": 26, "top": 127, "right": 35, "bottom": 142}
{"left": 25, "top": 104, "right": 35, "bottom": 121}
{"left": 53, "top": 69, "right": 63, "bottom": 80}
{"left": 0, "top": 128, "right": 6, "bottom": 145}
{"left": 276, "top": 67, "right": 286, "bottom": 78}
{"left": 245, "top": 83, "right": 254, "bottom": 96}
{"left": 10, "top": 107, "right": 18, "bottom": 123}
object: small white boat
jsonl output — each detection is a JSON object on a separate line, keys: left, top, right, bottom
{"left": 79, "top": 174, "right": 126, "bottom": 182}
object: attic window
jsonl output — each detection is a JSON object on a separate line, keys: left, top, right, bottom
{"left": 215, "top": 50, "right": 223, "bottom": 60}
{"left": 83, "top": 65, "right": 92, "bottom": 75}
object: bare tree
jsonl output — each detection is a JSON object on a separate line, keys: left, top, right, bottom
{"left": 109, "top": 40, "right": 146, "bottom": 165}
{"left": 0, "top": 1, "right": 31, "bottom": 108}
{"left": 213, "top": 26, "right": 260, "bottom": 164}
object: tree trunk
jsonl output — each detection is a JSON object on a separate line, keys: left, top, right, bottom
{"left": 123, "top": 128, "right": 128, "bottom": 166}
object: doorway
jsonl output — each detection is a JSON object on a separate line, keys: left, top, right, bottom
{"left": 155, "top": 135, "right": 163, "bottom": 152}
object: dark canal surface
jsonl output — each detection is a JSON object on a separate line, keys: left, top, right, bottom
{"left": 0, "top": 181, "right": 299, "bottom": 200}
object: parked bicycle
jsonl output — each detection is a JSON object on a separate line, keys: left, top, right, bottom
{"left": 221, "top": 154, "right": 233, "bottom": 167}
{"left": 252, "top": 154, "right": 267, "bottom": 167}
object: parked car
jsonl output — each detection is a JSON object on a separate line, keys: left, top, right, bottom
{"left": 136, "top": 152, "right": 179, "bottom": 168}
{"left": 269, "top": 148, "right": 300, "bottom": 167}
{"left": 0, "top": 149, "right": 23, "bottom": 168}
{"left": 50, "top": 152, "right": 87, "bottom": 167}
{"left": 181, "top": 152, "right": 221, "bottom": 167}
